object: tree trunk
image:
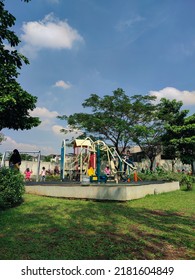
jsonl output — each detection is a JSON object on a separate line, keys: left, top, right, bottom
{"left": 191, "top": 161, "right": 195, "bottom": 175}
{"left": 171, "top": 160, "right": 176, "bottom": 172}
{"left": 149, "top": 158, "right": 154, "bottom": 172}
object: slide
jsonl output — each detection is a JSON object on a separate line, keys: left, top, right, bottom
{"left": 110, "top": 160, "right": 118, "bottom": 174}
{"left": 121, "top": 158, "right": 137, "bottom": 171}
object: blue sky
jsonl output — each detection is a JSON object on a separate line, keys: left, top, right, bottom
{"left": 1, "top": 0, "right": 195, "bottom": 155}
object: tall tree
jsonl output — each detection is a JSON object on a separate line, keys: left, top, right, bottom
{"left": 157, "top": 98, "right": 189, "bottom": 171}
{"left": 58, "top": 88, "right": 156, "bottom": 155}
{"left": 168, "top": 114, "right": 195, "bottom": 174}
{"left": 0, "top": 0, "right": 40, "bottom": 131}
{"left": 131, "top": 118, "right": 164, "bottom": 171}
{"left": 59, "top": 88, "right": 193, "bottom": 172}
{"left": 131, "top": 98, "right": 190, "bottom": 171}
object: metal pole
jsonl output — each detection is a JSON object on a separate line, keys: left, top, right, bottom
{"left": 80, "top": 148, "right": 83, "bottom": 182}
{"left": 96, "top": 142, "right": 101, "bottom": 183}
{"left": 36, "top": 151, "right": 41, "bottom": 182}
{"left": 60, "top": 140, "right": 66, "bottom": 181}
{"left": 1, "top": 151, "right": 6, "bottom": 167}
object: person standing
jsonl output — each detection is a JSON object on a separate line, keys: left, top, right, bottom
{"left": 40, "top": 167, "right": 46, "bottom": 181}
{"left": 9, "top": 149, "right": 21, "bottom": 170}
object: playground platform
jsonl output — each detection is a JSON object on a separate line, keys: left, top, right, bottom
{"left": 25, "top": 181, "right": 180, "bottom": 201}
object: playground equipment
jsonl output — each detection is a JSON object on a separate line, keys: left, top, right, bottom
{"left": 1, "top": 150, "right": 41, "bottom": 182}
{"left": 60, "top": 137, "right": 137, "bottom": 183}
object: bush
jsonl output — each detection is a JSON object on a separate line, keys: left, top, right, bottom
{"left": 138, "top": 170, "right": 194, "bottom": 191}
{"left": 0, "top": 167, "right": 25, "bottom": 210}
{"left": 180, "top": 174, "right": 194, "bottom": 191}
{"left": 45, "top": 174, "right": 61, "bottom": 181}
{"left": 138, "top": 170, "right": 183, "bottom": 183}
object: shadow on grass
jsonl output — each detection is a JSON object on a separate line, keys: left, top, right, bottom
{"left": 0, "top": 195, "right": 194, "bottom": 260}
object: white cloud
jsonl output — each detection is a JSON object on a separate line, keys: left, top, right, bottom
{"left": 54, "top": 80, "right": 72, "bottom": 90}
{"left": 0, "top": 136, "right": 56, "bottom": 154}
{"left": 0, "top": 107, "right": 68, "bottom": 155}
{"left": 1, "top": 136, "right": 40, "bottom": 152}
{"left": 149, "top": 87, "right": 195, "bottom": 106}
{"left": 51, "top": 125, "right": 84, "bottom": 140}
{"left": 52, "top": 125, "right": 64, "bottom": 135}
{"left": 21, "top": 13, "right": 84, "bottom": 56}
{"left": 30, "top": 107, "right": 59, "bottom": 131}
{"left": 30, "top": 107, "right": 59, "bottom": 118}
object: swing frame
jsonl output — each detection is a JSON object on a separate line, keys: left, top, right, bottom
{"left": 1, "top": 150, "right": 41, "bottom": 182}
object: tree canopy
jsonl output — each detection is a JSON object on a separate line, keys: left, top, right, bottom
{"left": 59, "top": 88, "right": 194, "bottom": 171}
{"left": 167, "top": 113, "right": 195, "bottom": 174}
{"left": 0, "top": 0, "right": 40, "bottom": 131}
{"left": 58, "top": 88, "right": 156, "bottom": 155}
{"left": 157, "top": 98, "right": 189, "bottom": 170}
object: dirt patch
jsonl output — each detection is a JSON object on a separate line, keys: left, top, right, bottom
{"left": 148, "top": 210, "right": 184, "bottom": 217}
{"left": 44, "top": 227, "right": 59, "bottom": 234}
{"left": 162, "top": 243, "right": 190, "bottom": 259}
{"left": 101, "top": 225, "right": 192, "bottom": 260}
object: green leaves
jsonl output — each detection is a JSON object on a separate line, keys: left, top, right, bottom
{"left": 0, "top": 167, "right": 25, "bottom": 209}
{"left": 59, "top": 89, "right": 161, "bottom": 156}
{"left": 60, "top": 88, "right": 194, "bottom": 172}
{"left": 0, "top": 0, "right": 40, "bottom": 130}
{"left": 166, "top": 114, "right": 195, "bottom": 172}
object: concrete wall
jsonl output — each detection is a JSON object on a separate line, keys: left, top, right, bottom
{"left": 125, "top": 181, "right": 180, "bottom": 200}
{"left": 3, "top": 160, "right": 60, "bottom": 178}
{"left": 25, "top": 181, "right": 180, "bottom": 201}
{"left": 2, "top": 157, "right": 191, "bottom": 177}
{"left": 136, "top": 158, "right": 191, "bottom": 173}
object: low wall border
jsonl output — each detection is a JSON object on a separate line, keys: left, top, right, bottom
{"left": 25, "top": 181, "right": 180, "bottom": 201}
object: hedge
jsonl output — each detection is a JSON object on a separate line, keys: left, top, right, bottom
{"left": 0, "top": 167, "right": 25, "bottom": 210}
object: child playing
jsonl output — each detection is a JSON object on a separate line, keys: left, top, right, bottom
{"left": 104, "top": 165, "right": 111, "bottom": 176}
{"left": 24, "top": 168, "right": 32, "bottom": 181}
{"left": 40, "top": 167, "right": 46, "bottom": 181}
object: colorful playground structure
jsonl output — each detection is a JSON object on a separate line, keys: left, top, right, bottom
{"left": 60, "top": 137, "right": 137, "bottom": 184}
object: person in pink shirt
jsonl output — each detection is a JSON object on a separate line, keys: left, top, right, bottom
{"left": 40, "top": 167, "right": 46, "bottom": 181}
{"left": 24, "top": 168, "right": 32, "bottom": 181}
{"left": 104, "top": 165, "right": 111, "bottom": 176}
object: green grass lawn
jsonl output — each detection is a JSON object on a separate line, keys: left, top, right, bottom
{"left": 0, "top": 186, "right": 195, "bottom": 260}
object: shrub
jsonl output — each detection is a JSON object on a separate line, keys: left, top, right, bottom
{"left": 137, "top": 170, "right": 194, "bottom": 191}
{"left": 180, "top": 174, "right": 194, "bottom": 191}
{"left": 138, "top": 170, "right": 184, "bottom": 183}
{"left": 45, "top": 174, "right": 61, "bottom": 181}
{"left": 0, "top": 167, "right": 25, "bottom": 210}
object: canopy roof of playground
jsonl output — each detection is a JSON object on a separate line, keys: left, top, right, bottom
{"left": 73, "top": 139, "right": 92, "bottom": 148}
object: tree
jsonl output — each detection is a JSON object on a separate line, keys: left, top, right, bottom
{"left": 59, "top": 88, "right": 193, "bottom": 172}
{"left": 0, "top": 132, "right": 5, "bottom": 144}
{"left": 157, "top": 98, "right": 189, "bottom": 171}
{"left": 168, "top": 114, "right": 195, "bottom": 174}
{"left": 131, "top": 118, "right": 164, "bottom": 171}
{"left": 58, "top": 88, "right": 157, "bottom": 156}
{"left": 131, "top": 98, "right": 191, "bottom": 171}
{"left": 20, "top": 153, "right": 33, "bottom": 161}
{"left": 0, "top": 0, "right": 40, "bottom": 131}
{"left": 124, "top": 94, "right": 164, "bottom": 171}
{"left": 43, "top": 155, "right": 54, "bottom": 162}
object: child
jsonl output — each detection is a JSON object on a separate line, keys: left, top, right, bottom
{"left": 40, "top": 167, "right": 46, "bottom": 181}
{"left": 24, "top": 168, "right": 32, "bottom": 181}
{"left": 104, "top": 165, "right": 111, "bottom": 176}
